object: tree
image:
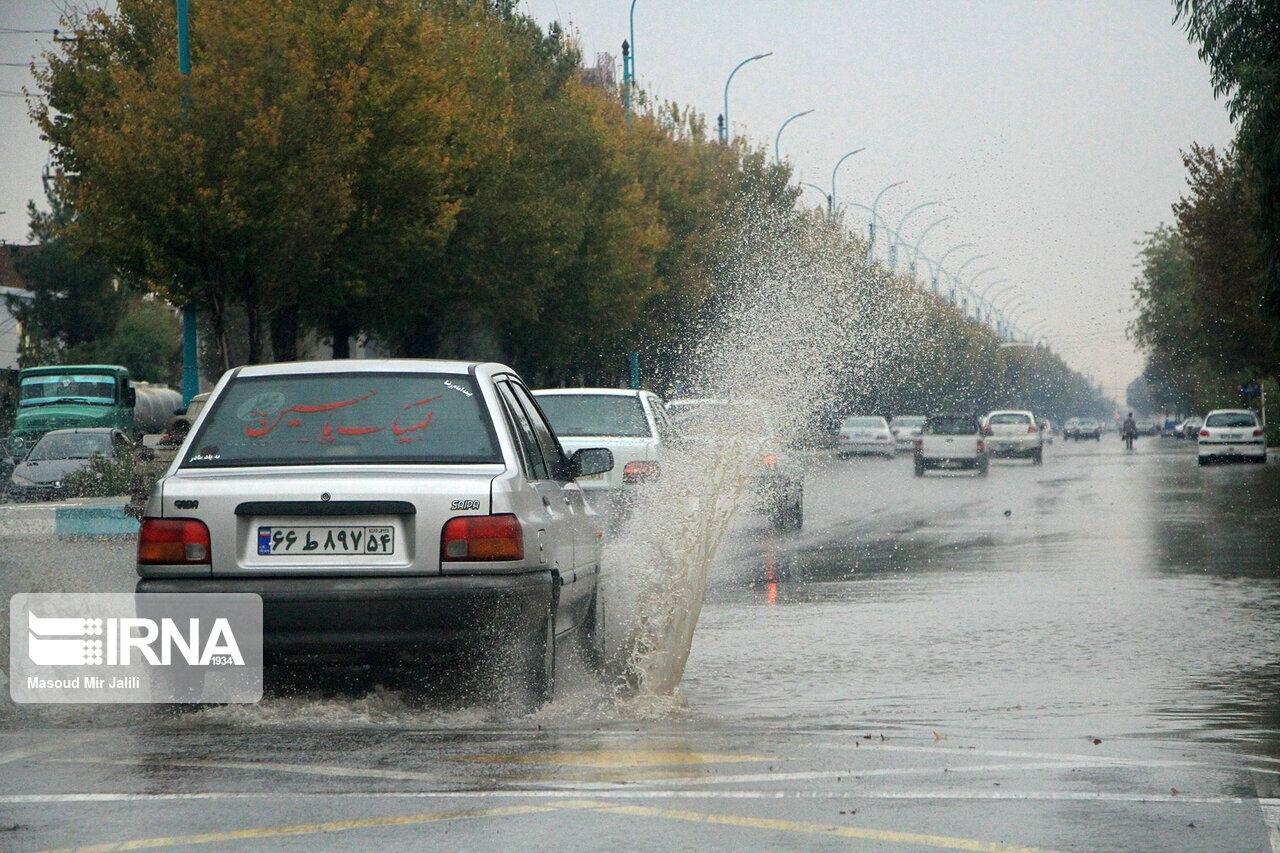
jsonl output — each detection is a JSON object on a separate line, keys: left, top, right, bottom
{"left": 1176, "top": 0, "right": 1280, "bottom": 340}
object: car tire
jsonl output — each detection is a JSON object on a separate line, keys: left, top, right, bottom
{"left": 517, "top": 595, "right": 556, "bottom": 710}
{"left": 1197, "top": 456, "right": 1210, "bottom": 466}
{"left": 1032, "top": 448, "right": 1043, "bottom": 465}
{"left": 913, "top": 459, "right": 925, "bottom": 477}
{"left": 977, "top": 459, "right": 989, "bottom": 478}
{"left": 578, "top": 588, "right": 604, "bottom": 671}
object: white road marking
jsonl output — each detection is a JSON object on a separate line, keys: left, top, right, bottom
{"left": 57, "top": 755, "right": 445, "bottom": 783}
{"left": 623, "top": 761, "right": 1122, "bottom": 788}
{"left": 0, "top": 789, "right": 1256, "bottom": 805}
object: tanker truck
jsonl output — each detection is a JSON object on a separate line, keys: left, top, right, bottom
{"left": 7, "top": 365, "right": 183, "bottom": 459}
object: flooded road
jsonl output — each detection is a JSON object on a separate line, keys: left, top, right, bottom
{"left": 2, "top": 437, "right": 1279, "bottom": 850}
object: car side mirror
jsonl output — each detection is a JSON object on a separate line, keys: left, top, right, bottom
{"left": 570, "top": 447, "right": 613, "bottom": 479}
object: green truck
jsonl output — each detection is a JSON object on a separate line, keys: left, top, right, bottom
{"left": 8, "top": 365, "right": 183, "bottom": 459}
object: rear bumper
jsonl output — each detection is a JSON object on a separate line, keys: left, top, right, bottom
{"left": 1198, "top": 442, "right": 1265, "bottom": 459}
{"left": 918, "top": 455, "right": 983, "bottom": 468}
{"left": 985, "top": 439, "right": 1039, "bottom": 457}
{"left": 135, "top": 571, "right": 554, "bottom": 654}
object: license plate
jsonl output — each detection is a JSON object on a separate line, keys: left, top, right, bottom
{"left": 257, "top": 525, "right": 394, "bottom": 556}
{"left": 1224, "top": 433, "right": 1242, "bottom": 440}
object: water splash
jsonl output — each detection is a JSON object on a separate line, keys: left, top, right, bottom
{"left": 606, "top": 211, "right": 913, "bottom": 695}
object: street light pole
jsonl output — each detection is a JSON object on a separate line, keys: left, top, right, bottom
{"left": 966, "top": 267, "right": 1000, "bottom": 319}
{"left": 909, "top": 216, "right": 950, "bottom": 280}
{"left": 950, "top": 254, "right": 988, "bottom": 305}
{"left": 890, "top": 201, "right": 941, "bottom": 270}
{"left": 799, "top": 182, "right": 832, "bottom": 212}
{"left": 176, "top": 0, "right": 199, "bottom": 404}
{"left": 932, "top": 243, "right": 975, "bottom": 296}
{"left": 829, "top": 147, "right": 865, "bottom": 213}
{"left": 774, "top": 109, "right": 814, "bottom": 164}
{"left": 721, "top": 52, "right": 772, "bottom": 143}
{"left": 868, "top": 181, "right": 905, "bottom": 260}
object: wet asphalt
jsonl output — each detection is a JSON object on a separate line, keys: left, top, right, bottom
{"left": 1, "top": 436, "right": 1278, "bottom": 851}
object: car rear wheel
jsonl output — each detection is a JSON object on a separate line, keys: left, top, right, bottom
{"left": 513, "top": 595, "right": 556, "bottom": 710}
{"left": 977, "top": 459, "right": 989, "bottom": 477}
{"left": 913, "top": 459, "right": 925, "bottom": 477}
{"left": 578, "top": 589, "right": 604, "bottom": 671}
{"left": 1032, "top": 448, "right": 1043, "bottom": 465}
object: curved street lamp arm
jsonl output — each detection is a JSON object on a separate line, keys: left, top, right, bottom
{"left": 911, "top": 216, "right": 952, "bottom": 261}
{"left": 892, "top": 201, "right": 943, "bottom": 253}
{"left": 722, "top": 52, "right": 773, "bottom": 141}
{"left": 830, "top": 147, "right": 865, "bottom": 207}
{"left": 775, "top": 109, "right": 815, "bottom": 163}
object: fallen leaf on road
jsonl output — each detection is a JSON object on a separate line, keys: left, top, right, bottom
{"left": 1091, "top": 738, "right": 1102, "bottom": 745}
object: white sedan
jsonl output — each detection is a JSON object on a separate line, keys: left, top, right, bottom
{"left": 1197, "top": 409, "right": 1267, "bottom": 465}
{"left": 837, "top": 416, "right": 895, "bottom": 458}
{"left": 533, "top": 388, "right": 672, "bottom": 512}
{"left": 890, "top": 415, "right": 926, "bottom": 452}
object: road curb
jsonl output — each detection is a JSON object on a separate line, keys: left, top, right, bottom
{"left": 0, "top": 497, "right": 137, "bottom": 540}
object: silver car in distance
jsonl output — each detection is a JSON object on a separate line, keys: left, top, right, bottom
{"left": 135, "top": 360, "right": 613, "bottom": 707}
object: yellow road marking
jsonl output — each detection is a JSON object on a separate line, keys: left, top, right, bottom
{"left": 40, "top": 804, "right": 559, "bottom": 852}
{"left": 456, "top": 749, "right": 772, "bottom": 768}
{"left": 557, "top": 799, "right": 1056, "bottom": 852}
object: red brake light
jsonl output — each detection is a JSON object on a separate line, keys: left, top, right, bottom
{"left": 763, "top": 453, "right": 777, "bottom": 467}
{"left": 138, "top": 518, "right": 211, "bottom": 565}
{"left": 1253, "top": 428, "right": 1265, "bottom": 437}
{"left": 977, "top": 439, "right": 985, "bottom": 453}
{"left": 982, "top": 425, "right": 992, "bottom": 436}
{"left": 442, "top": 514, "right": 523, "bottom": 562}
{"left": 1027, "top": 424, "right": 1038, "bottom": 434}
{"left": 1199, "top": 429, "right": 1210, "bottom": 438}
{"left": 913, "top": 438, "right": 923, "bottom": 452}
{"left": 623, "top": 460, "right": 661, "bottom": 484}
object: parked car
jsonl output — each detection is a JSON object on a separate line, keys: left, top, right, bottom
{"left": 1135, "top": 417, "right": 1161, "bottom": 436}
{"left": 890, "top": 415, "right": 926, "bottom": 452}
{"left": 836, "top": 416, "right": 895, "bottom": 458}
{"left": 1074, "top": 418, "right": 1102, "bottom": 441}
{"left": 982, "top": 410, "right": 1044, "bottom": 464}
{"left": 135, "top": 360, "right": 614, "bottom": 707}
{"left": 1178, "top": 416, "right": 1204, "bottom": 439}
{"left": 1197, "top": 409, "right": 1267, "bottom": 465}
{"left": 532, "top": 388, "right": 672, "bottom": 516}
{"left": 665, "top": 398, "right": 804, "bottom": 531}
{"left": 7, "top": 427, "right": 134, "bottom": 501}
{"left": 1063, "top": 418, "right": 1081, "bottom": 440}
{"left": 914, "top": 414, "right": 988, "bottom": 477}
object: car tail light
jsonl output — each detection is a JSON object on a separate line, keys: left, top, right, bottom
{"left": 1253, "top": 428, "right": 1265, "bottom": 437}
{"left": 1027, "top": 424, "right": 1038, "bottom": 434}
{"left": 914, "top": 438, "right": 923, "bottom": 453}
{"left": 763, "top": 453, "right": 777, "bottom": 467}
{"left": 442, "top": 514, "right": 523, "bottom": 562}
{"left": 137, "top": 518, "right": 211, "bottom": 565}
{"left": 623, "top": 460, "right": 660, "bottom": 484}
{"left": 982, "top": 425, "right": 992, "bottom": 436}
{"left": 1199, "top": 429, "right": 1210, "bottom": 438}
{"left": 977, "top": 439, "right": 985, "bottom": 454}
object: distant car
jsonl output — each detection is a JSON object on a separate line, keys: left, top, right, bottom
{"left": 1178, "top": 416, "right": 1204, "bottom": 439}
{"left": 532, "top": 388, "right": 672, "bottom": 515}
{"left": 7, "top": 427, "right": 133, "bottom": 501}
{"left": 1197, "top": 409, "right": 1266, "bottom": 465}
{"left": 1135, "top": 417, "right": 1161, "bottom": 436}
{"left": 982, "top": 410, "right": 1044, "bottom": 464}
{"left": 914, "top": 414, "right": 987, "bottom": 477}
{"left": 1075, "top": 419, "right": 1101, "bottom": 441}
{"left": 836, "top": 416, "right": 895, "bottom": 458}
{"left": 890, "top": 415, "right": 926, "bottom": 452}
{"left": 666, "top": 398, "right": 803, "bottom": 530}
{"left": 1063, "top": 418, "right": 1081, "bottom": 440}
{"left": 153, "top": 391, "right": 212, "bottom": 464}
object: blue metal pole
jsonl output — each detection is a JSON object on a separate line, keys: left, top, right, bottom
{"left": 932, "top": 243, "right": 975, "bottom": 295}
{"left": 890, "top": 201, "right": 940, "bottom": 270}
{"left": 722, "top": 52, "right": 772, "bottom": 143}
{"left": 868, "top": 181, "right": 905, "bottom": 260}
{"left": 774, "top": 109, "right": 814, "bottom": 164}
{"left": 176, "top": 0, "right": 198, "bottom": 404}
{"left": 628, "top": 352, "right": 640, "bottom": 389}
{"left": 829, "top": 148, "right": 864, "bottom": 213}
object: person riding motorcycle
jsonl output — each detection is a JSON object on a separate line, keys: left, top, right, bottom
{"left": 1122, "top": 413, "right": 1138, "bottom": 450}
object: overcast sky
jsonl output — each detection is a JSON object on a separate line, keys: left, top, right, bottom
{"left": 0, "top": 1, "right": 1235, "bottom": 396}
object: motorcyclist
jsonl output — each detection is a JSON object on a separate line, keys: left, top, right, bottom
{"left": 1122, "top": 412, "right": 1138, "bottom": 449}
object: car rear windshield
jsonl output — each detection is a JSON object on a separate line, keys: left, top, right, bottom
{"left": 1205, "top": 412, "right": 1257, "bottom": 428}
{"left": 893, "top": 416, "right": 925, "bottom": 427}
{"left": 926, "top": 417, "right": 978, "bottom": 435}
{"left": 535, "top": 394, "right": 651, "bottom": 438}
{"left": 843, "top": 417, "right": 884, "bottom": 428}
{"left": 182, "top": 373, "right": 500, "bottom": 467}
{"left": 988, "top": 413, "right": 1031, "bottom": 425}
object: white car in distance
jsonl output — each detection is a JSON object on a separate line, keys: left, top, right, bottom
{"left": 914, "top": 414, "right": 988, "bottom": 477}
{"left": 890, "top": 415, "right": 926, "bottom": 452}
{"left": 532, "top": 388, "right": 672, "bottom": 512}
{"left": 982, "top": 410, "right": 1044, "bottom": 464}
{"left": 837, "top": 416, "right": 895, "bottom": 458}
{"left": 1197, "top": 409, "right": 1267, "bottom": 465}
